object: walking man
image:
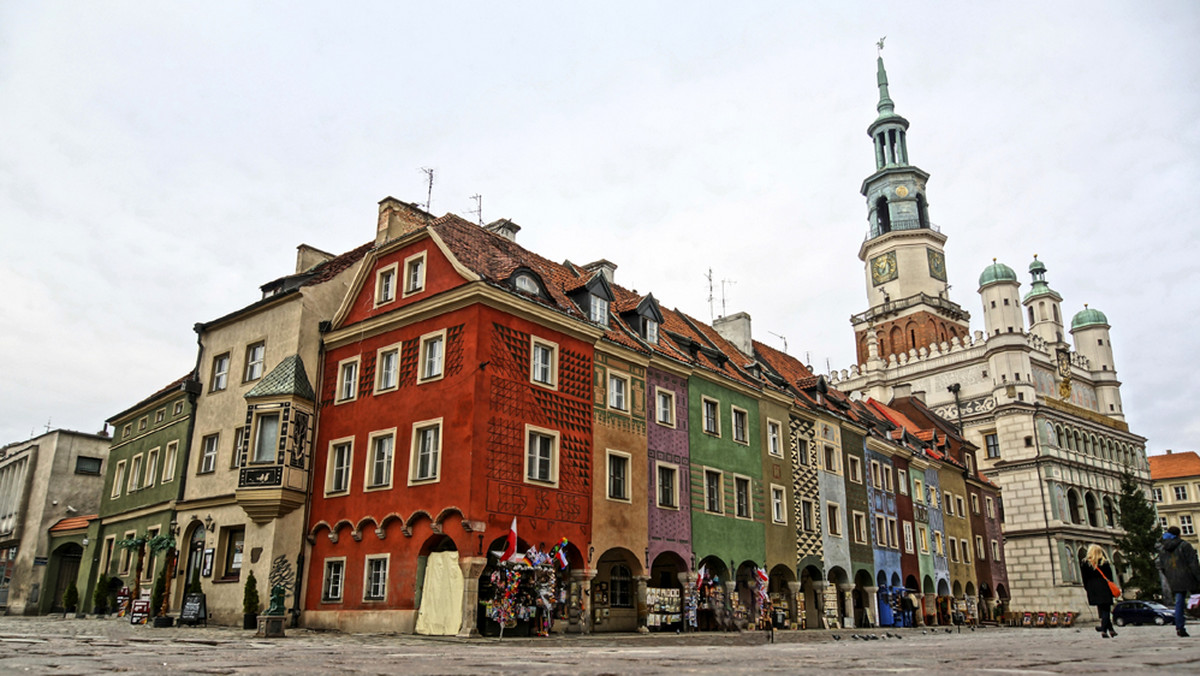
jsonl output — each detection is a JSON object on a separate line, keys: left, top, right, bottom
{"left": 1158, "top": 526, "right": 1200, "bottom": 637}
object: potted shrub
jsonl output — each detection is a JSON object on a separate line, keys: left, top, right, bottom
{"left": 242, "top": 570, "right": 260, "bottom": 630}
{"left": 92, "top": 576, "right": 109, "bottom": 617}
{"left": 62, "top": 584, "right": 79, "bottom": 617}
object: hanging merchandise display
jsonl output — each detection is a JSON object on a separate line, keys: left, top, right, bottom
{"left": 753, "top": 567, "right": 773, "bottom": 630}
{"left": 483, "top": 538, "right": 572, "bottom": 638}
{"left": 645, "top": 587, "right": 682, "bottom": 630}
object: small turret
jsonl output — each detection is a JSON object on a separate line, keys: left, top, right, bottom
{"left": 978, "top": 259, "right": 1023, "bottom": 337}
{"left": 1071, "top": 305, "right": 1124, "bottom": 420}
{"left": 1022, "top": 255, "right": 1066, "bottom": 345}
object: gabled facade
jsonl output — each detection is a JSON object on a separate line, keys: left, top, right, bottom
{"left": 175, "top": 239, "right": 368, "bottom": 624}
{"left": 80, "top": 374, "right": 198, "bottom": 615}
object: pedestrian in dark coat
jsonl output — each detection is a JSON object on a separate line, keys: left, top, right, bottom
{"left": 1081, "top": 544, "right": 1117, "bottom": 638}
{"left": 1158, "top": 525, "right": 1200, "bottom": 637}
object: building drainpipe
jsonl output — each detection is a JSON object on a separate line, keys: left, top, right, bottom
{"left": 1031, "top": 412, "right": 1057, "bottom": 588}
{"left": 292, "top": 330, "right": 329, "bottom": 626}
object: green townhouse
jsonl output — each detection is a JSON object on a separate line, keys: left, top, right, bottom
{"left": 79, "top": 374, "right": 199, "bottom": 615}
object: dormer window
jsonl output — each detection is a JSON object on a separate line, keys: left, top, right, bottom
{"left": 590, "top": 296, "right": 609, "bottom": 326}
{"left": 514, "top": 273, "right": 541, "bottom": 295}
{"left": 645, "top": 319, "right": 659, "bottom": 344}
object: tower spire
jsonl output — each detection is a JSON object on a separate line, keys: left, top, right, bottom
{"left": 876, "top": 52, "right": 895, "bottom": 119}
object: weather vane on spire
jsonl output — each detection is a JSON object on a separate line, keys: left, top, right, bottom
{"left": 877, "top": 36, "right": 886, "bottom": 55}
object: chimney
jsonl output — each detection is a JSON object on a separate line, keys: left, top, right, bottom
{"left": 485, "top": 219, "right": 521, "bottom": 242}
{"left": 1166, "top": 449, "right": 1173, "bottom": 455}
{"left": 892, "top": 383, "right": 912, "bottom": 400}
{"left": 376, "top": 197, "right": 431, "bottom": 246}
{"left": 583, "top": 259, "right": 617, "bottom": 285}
{"left": 295, "top": 244, "right": 335, "bottom": 274}
{"left": 713, "top": 311, "right": 753, "bottom": 357}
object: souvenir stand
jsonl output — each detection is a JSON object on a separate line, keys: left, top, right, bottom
{"left": 695, "top": 567, "right": 730, "bottom": 631}
{"left": 645, "top": 587, "right": 683, "bottom": 632}
{"left": 480, "top": 540, "right": 571, "bottom": 638}
{"left": 751, "top": 567, "right": 774, "bottom": 631}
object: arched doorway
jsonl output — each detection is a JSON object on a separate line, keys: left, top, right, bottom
{"left": 477, "top": 533, "right": 532, "bottom": 637}
{"left": 414, "top": 535, "right": 462, "bottom": 636}
{"left": 647, "top": 552, "right": 687, "bottom": 632}
{"left": 827, "top": 567, "right": 850, "bottom": 628}
{"left": 767, "top": 564, "right": 796, "bottom": 629}
{"left": 800, "top": 565, "right": 823, "bottom": 629}
{"left": 48, "top": 542, "right": 83, "bottom": 613}
{"left": 593, "top": 548, "right": 643, "bottom": 632}
{"left": 177, "top": 524, "right": 206, "bottom": 607}
{"left": 696, "top": 555, "right": 730, "bottom": 631}
{"left": 853, "top": 569, "right": 874, "bottom": 628}
{"left": 922, "top": 575, "right": 936, "bottom": 625}
{"left": 936, "top": 579, "right": 951, "bottom": 625}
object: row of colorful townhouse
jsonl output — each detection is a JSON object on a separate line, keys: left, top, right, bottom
{"left": 21, "top": 198, "right": 1007, "bottom": 633}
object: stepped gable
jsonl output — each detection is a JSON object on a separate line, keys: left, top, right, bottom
{"left": 1148, "top": 451, "right": 1200, "bottom": 481}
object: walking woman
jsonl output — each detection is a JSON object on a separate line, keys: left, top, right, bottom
{"left": 1081, "top": 544, "right": 1117, "bottom": 638}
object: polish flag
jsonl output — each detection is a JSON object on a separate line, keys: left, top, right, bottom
{"left": 492, "top": 517, "right": 518, "bottom": 562}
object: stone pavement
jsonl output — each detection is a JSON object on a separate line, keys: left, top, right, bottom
{"left": 2, "top": 615, "right": 1199, "bottom": 674}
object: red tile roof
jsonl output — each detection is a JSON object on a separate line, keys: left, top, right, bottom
{"left": 1150, "top": 452, "right": 1200, "bottom": 481}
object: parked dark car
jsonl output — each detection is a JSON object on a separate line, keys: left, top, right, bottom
{"left": 1112, "top": 600, "right": 1174, "bottom": 626}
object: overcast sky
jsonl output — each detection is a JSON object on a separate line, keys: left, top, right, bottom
{"left": 2, "top": 2, "right": 1196, "bottom": 455}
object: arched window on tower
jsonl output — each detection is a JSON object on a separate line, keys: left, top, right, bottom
{"left": 875, "top": 197, "right": 891, "bottom": 235}
{"left": 916, "top": 193, "right": 929, "bottom": 228}
{"left": 1053, "top": 305, "right": 1060, "bottom": 322}
{"left": 1028, "top": 307, "right": 1035, "bottom": 325}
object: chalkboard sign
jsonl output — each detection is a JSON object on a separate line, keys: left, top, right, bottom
{"left": 180, "top": 593, "right": 207, "bottom": 626}
{"left": 130, "top": 599, "right": 151, "bottom": 625}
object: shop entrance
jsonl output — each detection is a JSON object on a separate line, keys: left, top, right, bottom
{"left": 647, "top": 551, "right": 686, "bottom": 632}
{"left": 696, "top": 556, "right": 730, "bottom": 631}
{"left": 48, "top": 543, "right": 82, "bottom": 613}
{"left": 414, "top": 535, "right": 462, "bottom": 636}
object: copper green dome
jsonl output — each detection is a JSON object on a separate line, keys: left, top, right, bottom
{"left": 979, "top": 260, "right": 1018, "bottom": 287}
{"left": 1071, "top": 305, "right": 1109, "bottom": 330}
{"left": 1029, "top": 258, "right": 1047, "bottom": 275}
{"left": 1022, "top": 254, "right": 1062, "bottom": 303}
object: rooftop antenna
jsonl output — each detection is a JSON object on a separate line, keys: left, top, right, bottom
{"left": 420, "top": 167, "right": 435, "bottom": 213}
{"left": 720, "top": 278, "right": 736, "bottom": 317}
{"left": 705, "top": 268, "right": 715, "bottom": 321}
{"left": 468, "top": 194, "right": 483, "bottom": 225}
{"left": 768, "top": 331, "right": 788, "bottom": 354}
{"left": 825, "top": 357, "right": 832, "bottom": 375}
{"left": 44, "top": 418, "right": 52, "bottom": 433}
{"left": 805, "top": 351, "right": 811, "bottom": 369}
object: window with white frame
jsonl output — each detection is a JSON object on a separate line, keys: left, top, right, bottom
{"left": 337, "top": 357, "right": 360, "bottom": 402}
{"left": 986, "top": 496, "right": 995, "bottom": 519}
{"left": 955, "top": 495, "right": 965, "bottom": 518}
{"left": 111, "top": 460, "right": 126, "bottom": 498}
{"left": 934, "top": 532, "right": 944, "bottom": 556}
{"left": 122, "top": 423, "right": 132, "bottom": 438}
{"left": 525, "top": 426, "right": 559, "bottom": 486}
{"left": 875, "top": 514, "right": 886, "bottom": 545}
{"left": 590, "top": 295, "right": 608, "bottom": 325}
{"left": 162, "top": 441, "right": 178, "bottom": 482}
{"left": 732, "top": 407, "right": 748, "bottom": 444}
{"left": 244, "top": 341, "right": 265, "bottom": 381}
{"left": 145, "top": 448, "right": 158, "bottom": 489}
{"left": 376, "top": 345, "right": 400, "bottom": 392}
{"left": 199, "top": 434, "right": 218, "bottom": 474}
{"left": 918, "top": 525, "right": 929, "bottom": 553}
{"left": 976, "top": 535, "right": 986, "bottom": 561}
{"left": 1175, "top": 485, "right": 1189, "bottom": 501}
{"left": 322, "top": 558, "right": 345, "bottom": 602}
{"left": 771, "top": 485, "right": 786, "bottom": 524}
{"left": 848, "top": 456, "right": 862, "bottom": 484}
{"left": 1153, "top": 487, "right": 1163, "bottom": 502}
{"left": 375, "top": 263, "right": 398, "bottom": 306}
{"left": 870, "top": 460, "right": 882, "bottom": 488}
{"left": 887, "top": 517, "right": 898, "bottom": 549}
{"left": 949, "top": 536, "right": 959, "bottom": 562}
{"left": 530, "top": 338, "right": 558, "bottom": 389}
{"left": 852, "top": 511, "right": 867, "bottom": 543}
{"left": 827, "top": 502, "right": 842, "bottom": 536}
{"left": 326, "top": 439, "right": 353, "bottom": 494}
{"left": 418, "top": 331, "right": 445, "bottom": 382}
{"left": 119, "top": 530, "right": 135, "bottom": 574}
{"left": 364, "top": 555, "right": 389, "bottom": 601}
{"left": 656, "top": 462, "right": 678, "bottom": 509}
{"left": 139, "top": 416, "right": 147, "bottom": 431}
{"left": 991, "top": 539, "right": 1001, "bottom": 561}
{"left": 1182, "top": 514, "right": 1195, "bottom": 536}
{"left": 704, "top": 470, "right": 723, "bottom": 513}
{"left": 231, "top": 427, "right": 245, "bottom": 469}
{"left": 898, "top": 468, "right": 908, "bottom": 494}
{"left": 655, "top": 388, "right": 675, "bottom": 427}
{"left": 253, "top": 412, "right": 280, "bottom": 464}
{"left": 366, "top": 430, "right": 395, "bottom": 490}
{"left": 608, "top": 372, "right": 629, "bottom": 411}
{"left": 155, "top": 408, "right": 165, "bottom": 424}
{"left": 1160, "top": 516, "right": 1169, "bottom": 530}
{"left": 607, "top": 450, "right": 630, "bottom": 502}
{"left": 645, "top": 318, "right": 659, "bottom": 344}
{"left": 403, "top": 251, "right": 426, "bottom": 296}
{"left": 913, "top": 478, "right": 924, "bottom": 503}
{"left": 410, "top": 420, "right": 442, "bottom": 483}
{"left": 903, "top": 521, "right": 915, "bottom": 553}
{"left": 735, "top": 476, "right": 751, "bottom": 518}
{"left": 985, "top": 433, "right": 1000, "bottom": 459}
{"left": 767, "top": 419, "right": 782, "bottom": 457}
{"left": 801, "top": 499, "right": 816, "bottom": 531}
{"left": 960, "top": 539, "right": 971, "bottom": 564}
{"left": 702, "top": 398, "right": 720, "bottom": 435}
{"left": 944, "top": 491, "right": 954, "bottom": 516}
{"left": 970, "top": 493, "right": 980, "bottom": 514}
{"left": 823, "top": 445, "right": 839, "bottom": 473}
{"left": 884, "top": 467, "right": 893, "bottom": 492}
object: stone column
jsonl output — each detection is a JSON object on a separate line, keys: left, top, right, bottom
{"left": 787, "top": 581, "right": 801, "bottom": 629}
{"left": 677, "top": 573, "right": 697, "bottom": 633}
{"left": 837, "top": 583, "right": 855, "bottom": 628}
{"left": 455, "top": 556, "right": 488, "bottom": 638}
{"left": 569, "top": 568, "right": 597, "bottom": 635}
{"left": 913, "top": 593, "right": 925, "bottom": 627}
{"left": 863, "top": 585, "right": 879, "bottom": 628}
{"left": 635, "top": 575, "right": 650, "bottom": 634}
{"left": 724, "top": 580, "right": 738, "bottom": 630}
